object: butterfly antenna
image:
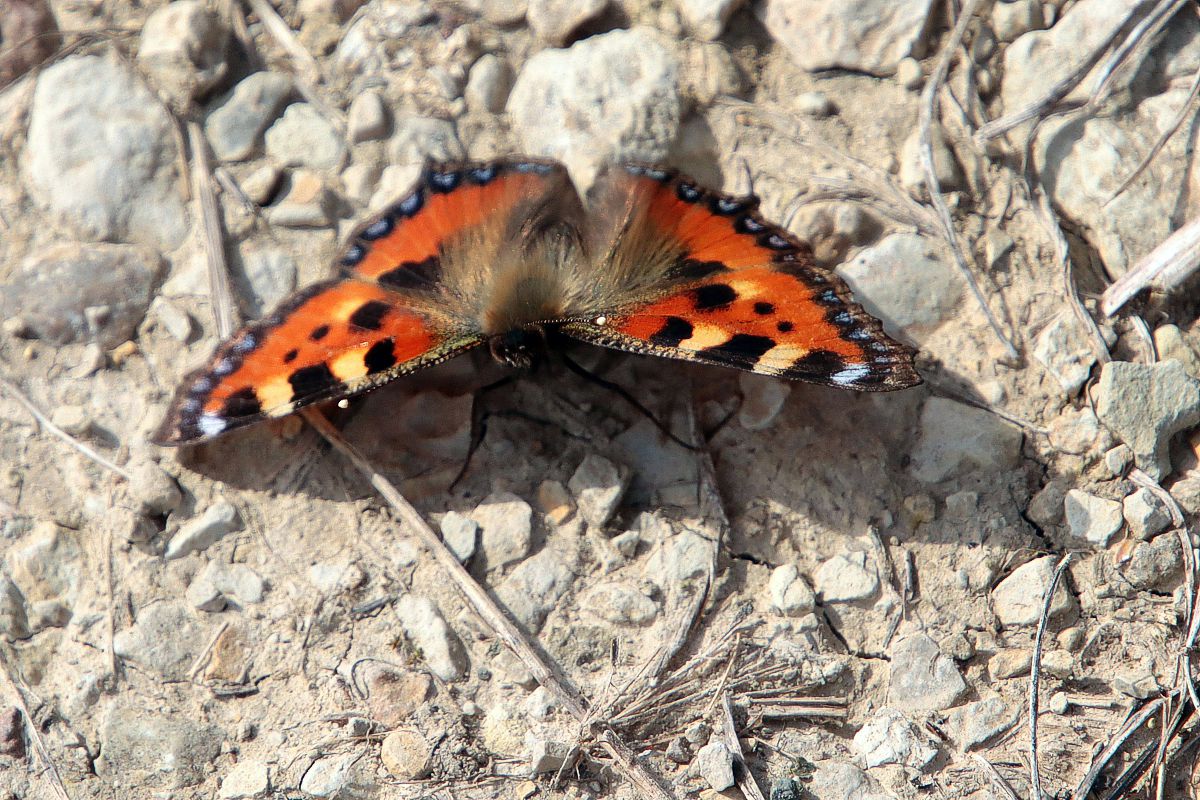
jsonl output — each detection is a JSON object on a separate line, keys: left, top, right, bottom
{"left": 450, "top": 374, "right": 518, "bottom": 490}
{"left": 558, "top": 351, "right": 700, "bottom": 451}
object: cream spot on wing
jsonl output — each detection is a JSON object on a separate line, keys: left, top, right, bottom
{"left": 258, "top": 377, "right": 295, "bottom": 411}
{"left": 728, "top": 279, "right": 765, "bottom": 299}
{"left": 759, "top": 343, "right": 809, "bottom": 367}
{"left": 333, "top": 297, "right": 366, "bottom": 321}
{"left": 330, "top": 347, "right": 369, "bottom": 382}
{"left": 680, "top": 323, "right": 731, "bottom": 350}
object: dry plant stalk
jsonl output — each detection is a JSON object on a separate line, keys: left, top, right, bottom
{"left": 1028, "top": 553, "right": 1072, "bottom": 799}
{"left": 1100, "top": 215, "right": 1200, "bottom": 317}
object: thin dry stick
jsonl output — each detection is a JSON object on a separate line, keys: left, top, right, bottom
{"left": 1088, "top": 0, "right": 1188, "bottom": 103}
{"left": 0, "top": 648, "right": 72, "bottom": 800}
{"left": 719, "top": 694, "right": 766, "bottom": 800}
{"left": 1030, "top": 553, "right": 1073, "bottom": 800}
{"left": 187, "top": 121, "right": 237, "bottom": 339}
{"left": 1100, "top": 214, "right": 1200, "bottom": 317}
{"left": 299, "top": 408, "right": 677, "bottom": 800}
{"left": 972, "top": 754, "right": 1022, "bottom": 800}
{"left": 920, "top": 0, "right": 1017, "bottom": 361}
{"left": 1073, "top": 694, "right": 1170, "bottom": 800}
{"left": 0, "top": 374, "right": 133, "bottom": 481}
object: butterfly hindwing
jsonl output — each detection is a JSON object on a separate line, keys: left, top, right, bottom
{"left": 565, "top": 164, "right": 920, "bottom": 390}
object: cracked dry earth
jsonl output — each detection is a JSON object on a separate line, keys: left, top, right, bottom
{"left": 4, "top": 0, "right": 1200, "bottom": 798}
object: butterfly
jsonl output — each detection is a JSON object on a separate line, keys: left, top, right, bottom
{"left": 152, "top": 159, "right": 920, "bottom": 445}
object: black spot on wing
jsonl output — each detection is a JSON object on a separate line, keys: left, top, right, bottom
{"left": 289, "top": 363, "right": 339, "bottom": 400}
{"left": 364, "top": 339, "right": 397, "bottom": 374}
{"left": 783, "top": 348, "right": 846, "bottom": 379}
{"left": 310, "top": 325, "right": 330, "bottom": 342}
{"left": 693, "top": 283, "right": 737, "bottom": 311}
{"left": 378, "top": 256, "right": 441, "bottom": 291}
{"left": 220, "top": 387, "right": 262, "bottom": 419}
{"left": 701, "top": 334, "right": 776, "bottom": 365}
{"left": 649, "top": 316, "right": 693, "bottom": 348}
{"left": 777, "top": 321, "right": 794, "bottom": 333}
{"left": 283, "top": 348, "right": 299, "bottom": 363}
{"left": 754, "top": 302, "right": 775, "bottom": 315}
{"left": 348, "top": 300, "right": 391, "bottom": 331}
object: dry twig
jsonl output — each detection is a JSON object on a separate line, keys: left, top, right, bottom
{"left": 1029, "top": 553, "right": 1073, "bottom": 800}
{"left": 0, "top": 648, "right": 72, "bottom": 800}
{"left": 187, "top": 121, "right": 237, "bottom": 339}
{"left": 1100, "top": 214, "right": 1200, "bottom": 317}
{"left": 718, "top": 694, "right": 766, "bottom": 800}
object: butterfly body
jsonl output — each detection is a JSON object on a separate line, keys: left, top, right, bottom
{"left": 153, "top": 159, "right": 920, "bottom": 446}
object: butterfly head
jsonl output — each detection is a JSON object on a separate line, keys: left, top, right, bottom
{"left": 488, "top": 325, "right": 547, "bottom": 371}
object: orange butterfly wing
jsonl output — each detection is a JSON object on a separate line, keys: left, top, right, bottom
{"left": 564, "top": 165, "right": 920, "bottom": 390}
{"left": 153, "top": 161, "right": 566, "bottom": 445}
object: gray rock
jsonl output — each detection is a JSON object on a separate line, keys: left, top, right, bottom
{"left": 333, "top": 2, "right": 437, "bottom": 73}
{"left": 265, "top": 170, "right": 335, "bottom": 228}
{"left": 679, "top": 0, "right": 746, "bottom": 40}
{"left": 643, "top": 527, "right": 713, "bottom": 588}
{"left": 218, "top": 759, "right": 271, "bottom": 799}
{"left": 396, "top": 594, "right": 467, "bottom": 681}
{"left": 24, "top": 55, "right": 189, "bottom": 250}
{"left": 1063, "top": 489, "right": 1123, "bottom": 546}
{"left": 1155, "top": 327, "right": 1200, "bottom": 378}
{"left": 528, "top": 0, "right": 607, "bottom": 44}
{"left": 839, "top": 233, "right": 962, "bottom": 342}
{"left": 1113, "top": 667, "right": 1159, "bottom": 700}
{"left": 299, "top": 753, "right": 364, "bottom": 797}
{"left": 568, "top": 454, "right": 629, "bottom": 528}
{"left": 991, "top": 556, "right": 1075, "bottom": 627}
{"left": 137, "top": 0, "right": 230, "bottom": 109}
{"left": 768, "top": 564, "right": 816, "bottom": 617}
{"left": 899, "top": 126, "right": 963, "bottom": 193}
{"left": 379, "top": 729, "right": 430, "bottom": 779}
{"left": 508, "top": 27, "right": 680, "bottom": 186}
{"left": 989, "top": 648, "right": 1033, "bottom": 679}
{"left": 264, "top": 103, "right": 346, "bottom": 170}
{"left": 165, "top": 501, "right": 242, "bottom": 559}
{"left": 758, "top": 0, "right": 936, "bottom": 75}
{"left": 205, "top": 72, "right": 294, "bottom": 162}
{"left": 793, "top": 90, "right": 836, "bottom": 118}
{"left": 612, "top": 418, "right": 698, "bottom": 506}
{"left": 851, "top": 707, "right": 937, "bottom": 769}
{"left": 440, "top": 510, "right": 478, "bottom": 563}
{"left": 1095, "top": 360, "right": 1200, "bottom": 481}
{"left": 495, "top": 548, "right": 575, "bottom": 630}
{"left": 1122, "top": 534, "right": 1184, "bottom": 591}
{"left": 238, "top": 163, "right": 282, "bottom": 205}
{"left": 468, "top": 492, "right": 533, "bottom": 570}
{"left": 112, "top": 601, "right": 205, "bottom": 680}
{"left": 150, "top": 297, "right": 194, "bottom": 342}
{"left": 1123, "top": 488, "right": 1171, "bottom": 540}
{"left": 528, "top": 738, "right": 574, "bottom": 775}
{"left": 7, "top": 521, "right": 83, "bottom": 607}
{"left": 347, "top": 89, "right": 389, "bottom": 143}
{"left": 738, "top": 373, "right": 791, "bottom": 431}
{"left": 0, "top": 243, "right": 161, "bottom": 348}
{"left": 236, "top": 246, "right": 297, "bottom": 316}
{"left": 945, "top": 696, "right": 1019, "bottom": 750}
{"left": 387, "top": 114, "right": 464, "bottom": 166}
{"left": 813, "top": 551, "right": 879, "bottom": 603}
{"left": 695, "top": 741, "right": 735, "bottom": 791}
{"left": 588, "top": 581, "right": 658, "bottom": 626}
{"left": 0, "top": 574, "right": 30, "bottom": 640}
{"left": 99, "top": 704, "right": 222, "bottom": 789}
{"left": 50, "top": 405, "right": 92, "bottom": 437}
{"left": 808, "top": 761, "right": 892, "bottom": 800}
{"left": 186, "top": 560, "right": 266, "bottom": 611}
{"left": 909, "top": 397, "right": 1023, "bottom": 484}
{"left": 991, "top": 0, "right": 1044, "bottom": 43}
{"left": 465, "top": 54, "right": 511, "bottom": 114}
{"left": 128, "top": 459, "right": 182, "bottom": 515}
{"left": 1027, "top": 480, "right": 1067, "bottom": 528}
{"left": 1033, "top": 309, "right": 1104, "bottom": 395}
{"left": 888, "top": 634, "right": 967, "bottom": 712}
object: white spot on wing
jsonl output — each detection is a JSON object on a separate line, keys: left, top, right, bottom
{"left": 197, "top": 413, "right": 226, "bottom": 438}
{"left": 832, "top": 364, "right": 870, "bottom": 386}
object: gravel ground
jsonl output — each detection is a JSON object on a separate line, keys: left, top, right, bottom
{"left": 3, "top": 0, "right": 1200, "bottom": 798}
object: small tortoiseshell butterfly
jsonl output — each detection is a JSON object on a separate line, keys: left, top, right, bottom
{"left": 153, "top": 159, "right": 920, "bottom": 445}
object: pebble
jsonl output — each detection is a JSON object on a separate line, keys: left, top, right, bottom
{"left": 1026, "top": 480, "right": 1066, "bottom": 528}
{"left": 813, "top": 551, "right": 879, "bottom": 603}
{"left": 0, "top": 0, "right": 59, "bottom": 90}
{"left": 240, "top": 164, "right": 282, "bottom": 205}
{"left": 340, "top": 161, "right": 380, "bottom": 204}
{"left": 1095, "top": 360, "right": 1200, "bottom": 481}
{"left": 237, "top": 246, "right": 297, "bottom": 316}
{"left": 528, "top": 738, "right": 574, "bottom": 775}
{"left": 899, "top": 127, "right": 963, "bottom": 193}
{"left": 768, "top": 564, "right": 816, "bottom": 617}
{"left": 568, "top": 454, "right": 629, "bottom": 528}
{"left": 945, "top": 696, "right": 1018, "bottom": 750}
{"left": 151, "top": 297, "right": 194, "bottom": 342}
{"left": 495, "top": 549, "right": 575, "bottom": 631}
{"left": 793, "top": 90, "right": 836, "bottom": 118}
{"left": 807, "top": 761, "right": 889, "bottom": 800}
{"left": 588, "top": 581, "right": 659, "bottom": 626}
{"left": 299, "top": 753, "right": 363, "bottom": 797}
{"left": 24, "top": 55, "right": 189, "bottom": 250}
{"left": 838, "top": 233, "right": 962, "bottom": 342}
{"left": 1154, "top": 324, "right": 1200, "bottom": 378}
{"left": 137, "top": 0, "right": 229, "bottom": 110}
{"left": 757, "top": 0, "right": 935, "bottom": 74}
{"left": 465, "top": 54, "right": 512, "bottom": 113}
{"left": 205, "top": 72, "right": 294, "bottom": 162}
{"left": 1113, "top": 668, "right": 1159, "bottom": 700}
{"left": 186, "top": 560, "right": 266, "bottom": 611}
{"left": 218, "top": 759, "right": 271, "bottom": 799}
{"left": 989, "top": 648, "right": 1032, "bottom": 679}
{"left": 165, "top": 501, "right": 242, "bottom": 559}
{"left": 909, "top": 397, "right": 1023, "bottom": 484}
{"left": 643, "top": 527, "right": 713, "bottom": 588}
{"left": 369, "top": 163, "right": 424, "bottom": 212}
{"left": 387, "top": 114, "right": 464, "bottom": 166}
{"left": 1033, "top": 310, "right": 1104, "bottom": 395}
{"left": 528, "top": 0, "right": 608, "bottom": 44}
{"left": 112, "top": 601, "right": 205, "bottom": 680}
{"left": 0, "top": 243, "right": 161, "bottom": 348}
{"left": 1048, "top": 407, "right": 1109, "bottom": 456}
{"left": 480, "top": 704, "right": 526, "bottom": 754}
{"left": 737, "top": 373, "right": 791, "bottom": 431}
{"left": 362, "top": 663, "right": 432, "bottom": 728}
{"left": 536, "top": 480, "right": 574, "bottom": 525}
{"left": 395, "top": 594, "right": 467, "bottom": 681}
{"left": 889, "top": 634, "right": 967, "bottom": 712}
{"left": 379, "top": 730, "right": 430, "bottom": 779}
{"left": 8, "top": 522, "right": 83, "bottom": 609}
{"left": 265, "top": 170, "right": 335, "bottom": 228}
{"left": 347, "top": 89, "right": 389, "bottom": 143}
{"left": 50, "top": 405, "right": 92, "bottom": 437}
{"left": 439, "top": 510, "right": 478, "bottom": 563}
{"left": 468, "top": 492, "right": 533, "bottom": 570}
{"left": 264, "top": 103, "right": 346, "bottom": 170}
{"left": 851, "top": 707, "right": 937, "bottom": 769}
{"left": 895, "top": 56, "right": 923, "bottom": 89}
{"left": 613, "top": 418, "right": 698, "bottom": 506}
{"left": 678, "top": 0, "right": 746, "bottom": 40}
{"left": 1063, "top": 489, "right": 1123, "bottom": 546}
{"left": 991, "top": 556, "right": 1075, "bottom": 627}
{"left": 128, "top": 459, "right": 182, "bottom": 515}
{"left": 1041, "top": 648, "right": 1074, "bottom": 679}
{"left": 0, "top": 706, "right": 25, "bottom": 759}
{"left": 992, "top": 0, "right": 1043, "bottom": 42}
{"left": 1123, "top": 488, "right": 1171, "bottom": 540}
{"left": 0, "top": 574, "right": 31, "bottom": 640}
{"left": 508, "top": 27, "right": 680, "bottom": 185}
{"left": 1121, "top": 534, "right": 1183, "bottom": 591}
{"left": 611, "top": 529, "right": 641, "bottom": 558}
{"left": 99, "top": 703, "right": 222, "bottom": 788}
{"left": 307, "top": 560, "right": 365, "bottom": 595}
{"left": 695, "top": 741, "right": 736, "bottom": 791}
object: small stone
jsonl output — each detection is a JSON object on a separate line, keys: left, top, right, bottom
{"left": 944, "top": 697, "right": 1019, "bottom": 750}
{"left": 264, "top": 103, "right": 346, "bottom": 170}
{"left": 347, "top": 89, "right": 388, "bottom": 143}
{"left": 1123, "top": 488, "right": 1171, "bottom": 540}
{"left": 991, "top": 556, "right": 1074, "bottom": 627}
{"left": 0, "top": 574, "right": 31, "bottom": 641}
{"left": 128, "top": 459, "right": 182, "bottom": 515}
{"left": 1057, "top": 626, "right": 1085, "bottom": 652}
{"left": 678, "top": 0, "right": 746, "bottom": 40}
{"left": 896, "top": 56, "right": 923, "bottom": 89}
{"left": 165, "top": 501, "right": 242, "bottom": 559}
{"left": 340, "top": 161, "right": 380, "bottom": 205}
{"left": 1064, "top": 490, "right": 1123, "bottom": 546}
{"left": 440, "top": 511, "right": 478, "bottom": 563}
{"left": 112, "top": 601, "right": 205, "bottom": 680}
{"left": 611, "top": 530, "right": 640, "bottom": 558}
{"left": 50, "top": 405, "right": 92, "bottom": 437}
{"left": 1041, "top": 649, "right": 1074, "bottom": 679}
{"left": 851, "top": 707, "right": 937, "bottom": 769}
{"left": 379, "top": 730, "right": 430, "bottom": 779}
{"left": 695, "top": 741, "right": 735, "bottom": 792}
{"left": 1033, "top": 309, "right": 1105, "bottom": 395}
{"left": 1026, "top": 480, "right": 1066, "bottom": 528}
{"left": 239, "top": 164, "right": 283, "bottom": 206}
{"left": 266, "top": 170, "right": 334, "bottom": 228}
{"left": 909, "top": 397, "right": 1022, "bottom": 484}
{"left": 1122, "top": 534, "right": 1184, "bottom": 591}
{"left": 989, "top": 648, "right": 1032, "bottom": 679}
{"left": 1154, "top": 325, "right": 1200, "bottom": 378}
{"left": 387, "top": 114, "right": 464, "bottom": 166}
{"left": 480, "top": 704, "right": 526, "bottom": 754}
{"left": 1049, "top": 692, "right": 1070, "bottom": 715}
{"left": 363, "top": 663, "right": 433, "bottom": 728}
{"left": 186, "top": 560, "right": 266, "bottom": 611}
{"left": 1104, "top": 444, "right": 1132, "bottom": 477}
{"left": 396, "top": 594, "right": 467, "bottom": 681}
{"left": 465, "top": 54, "right": 512, "bottom": 113}
{"left": 588, "top": 581, "right": 659, "bottom": 626}
{"left": 218, "top": 759, "right": 271, "bottom": 799}
{"left": 469, "top": 492, "right": 533, "bottom": 570}
{"left": 889, "top": 634, "right": 967, "bottom": 712}
{"left": 738, "top": 373, "right": 791, "bottom": 431}
{"left": 813, "top": 551, "right": 879, "bottom": 603}
{"left": 0, "top": 706, "right": 25, "bottom": 760}
{"left": 151, "top": 297, "right": 193, "bottom": 342}
{"left": 1113, "top": 668, "right": 1159, "bottom": 700}
{"left": 568, "top": 454, "right": 629, "bottom": 527}
{"left": 138, "top": 0, "right": 229, "bottom": 110}
{"left": 1095, "top": 360, "right": 1200, "bottom": 481}
{"left": 99, "top": 704, "right": 222, "bottom": 789}
{"left": 300, "top": 753, "right": 363, "bottom": 797}
{"left": 900, "top": 126, "right": 963, "bottom": 193}
{"left": 307, "top": 560, "right": 365, "bottom": 595}
{"left": 992, "top": 0, "right": 1043, "bottom": 43}
{"left": 768, "top": 564, "right": 816, "bottom": 617}
{"left": 204, "top": 72, "right": 294, "bottom": 162}
{"left": 793, "top": 90, "right": 836, "bottom": 117}
{"left": 527, "top": 0, "right": 608, "bottom": 44}
{"left": 757, "top": 0, "right": 936, "bottom": 74}
{"left": 495, "top": 549, "right": 575, "bottom": 631}
{"left": 237, "top": 246, "right": 297, "bottom": 315}
{"left": 536, "top": 480, "right": 574, "bottom": 525}
{"left": 528, "top": 738, "right": 574, "bottom": 775}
